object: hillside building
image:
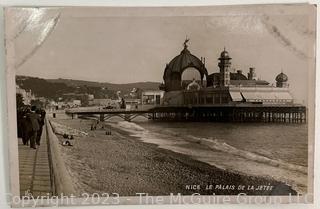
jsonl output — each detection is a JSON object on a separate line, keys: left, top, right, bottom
{"left": 16, "top": 85, "right": 36, "bottom": 105}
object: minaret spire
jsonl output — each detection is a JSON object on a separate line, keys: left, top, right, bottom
{"left": 183, "top": 36, "right": 190, "bottom": 50}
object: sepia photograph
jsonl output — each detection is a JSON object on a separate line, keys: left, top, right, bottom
{"left": 4, "top": 3, "right": 316, "bottom": 206}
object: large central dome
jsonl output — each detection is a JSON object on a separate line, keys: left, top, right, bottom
{"left": 164, "top": 48, "right": 208, "bottom": 79}
{"left": 162, "top": 40, "right": 208, "bottom": 92}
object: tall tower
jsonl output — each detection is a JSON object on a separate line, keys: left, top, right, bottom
{"left": 218, "top": 48, "right": 231, "bottom": 87}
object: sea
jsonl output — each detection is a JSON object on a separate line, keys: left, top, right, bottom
{"left": 108, "top": 119, "right": 309, "bottom": 194}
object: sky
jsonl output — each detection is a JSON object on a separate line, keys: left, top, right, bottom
{"left": 7, "top": 4, "right": 316, "bottom": 103}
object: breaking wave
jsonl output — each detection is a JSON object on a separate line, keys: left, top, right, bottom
{"left": 187, "top": 136, "right": 307, "bottom": 175}
{"left": 113, "top": 121, "right": 307, "bottom": 178}
{"left": 115, "top": 121, "right": 146, "bottom": 132}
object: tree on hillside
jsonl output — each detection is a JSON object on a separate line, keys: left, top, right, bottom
{"left": 80, "top": 95, "right": 89, "bottom": 107}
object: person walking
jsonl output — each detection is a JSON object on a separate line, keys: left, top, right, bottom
{"left": 28, "top": 106, "right": 41, "bottom": 149}
{"left": 35, "top": 108, "right": 46, "bottom": 146}
{"left": 17, "top": 107, "right": 23, "bottom": 138}
{"left": 22, "top": 107, "right": 32, "bottom": 145}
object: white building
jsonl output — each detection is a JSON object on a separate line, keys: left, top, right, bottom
{"left": 16, "top": 85, "right": 36, "bottom": 105}
{"left": 89, "top": 98, "right": 117, "bottom": 107}
{"left": 67, "top": 100, "right": 82, "bottom": 108}
{"left": 88, "top": 94, "right": 94, "bottom": 101}
{"left": 124, "top": 98, "right": 141, "bottom": 110}
{"left": 141, "top": 90, "right": 165, "bottom": 106}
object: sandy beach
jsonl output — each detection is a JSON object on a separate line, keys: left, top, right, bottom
{"left": 49, "top": 117, "right": 297, "bottom": 196}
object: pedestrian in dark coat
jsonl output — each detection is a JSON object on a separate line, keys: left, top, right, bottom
{"left": 36, "top": 109, "right": 46, "bottom": 146}
{"left": 17, "top": 108, "right": 23, "bottom": 138}
{"left": 22, "top": 107, "right": 32, "bottom": 145}
{"left": 28, "top": 106, "right": 41, "bottom": 149}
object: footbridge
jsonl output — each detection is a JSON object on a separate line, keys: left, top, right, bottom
{"left": 65, "top": 107, "right": 154, "bottom": 122}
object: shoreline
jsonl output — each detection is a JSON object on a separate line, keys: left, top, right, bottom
{"left": 49, "top": 117, "right": 298, "bottom": 196}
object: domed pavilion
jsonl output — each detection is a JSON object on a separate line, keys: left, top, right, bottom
{"left": 161, "top": 39, "right": 208, "bottom": 92}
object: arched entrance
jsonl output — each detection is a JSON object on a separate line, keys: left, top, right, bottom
{"left": 181, "top": 67, "right": 203, "bottom": 89}
{"left": 162, "top": 39, "right": 208, "bottom": 92}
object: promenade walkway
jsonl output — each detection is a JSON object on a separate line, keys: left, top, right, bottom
{"left": 18, "top": 125, "right": 52, "bottom": 197}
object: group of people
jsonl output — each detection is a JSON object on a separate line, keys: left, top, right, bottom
{"left": 90, "top": 120, "right": 105, "bottom": 130}
{"left": 17, "top": 106, "right": 46, "bottom": 149}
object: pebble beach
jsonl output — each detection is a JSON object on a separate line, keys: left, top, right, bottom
{"left": 49, "top": 117, "right": 297, "bottom": 196}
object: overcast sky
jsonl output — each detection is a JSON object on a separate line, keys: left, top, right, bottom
{"left": 8, "top": 4, "right": 316, "bottom": 103}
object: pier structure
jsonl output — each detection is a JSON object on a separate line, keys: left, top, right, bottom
{"left": 65, "top": 103, "right": 306, "bottom": 123}
{"left": 66, "top": 39, "right": 306, "bottom": 123}
{"left": 149, "top": 105, "right": 306, "bottom": 123}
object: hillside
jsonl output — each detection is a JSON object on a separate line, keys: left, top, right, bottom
{"left": 47, "top": 78, "right": 160, "bottom": 92}
{"left": 16, "top": 75, "right": 161, "bottom": 100}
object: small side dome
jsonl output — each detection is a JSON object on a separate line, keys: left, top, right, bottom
{"left": 276, "top": 72, "right": 288, "bottom": 82}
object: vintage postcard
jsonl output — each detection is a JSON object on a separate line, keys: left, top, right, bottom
{"left": 4, "top": 4, "right": 316, "bottom": 207}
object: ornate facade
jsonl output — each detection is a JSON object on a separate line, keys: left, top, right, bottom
{"left": 160, "top": 40, "right": 293, "bottom": 106}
